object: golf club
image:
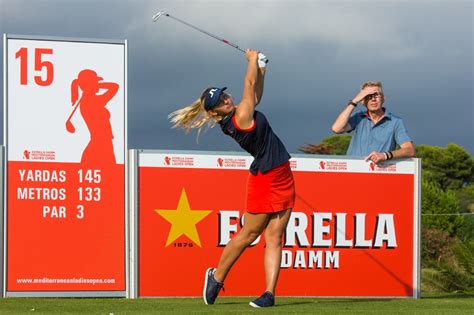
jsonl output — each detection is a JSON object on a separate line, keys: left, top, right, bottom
{"left": 65, "top": 97, "right": 82, "bottom": 133}
{"left": 152, "top": 11, "right": 268, "bottom": 63}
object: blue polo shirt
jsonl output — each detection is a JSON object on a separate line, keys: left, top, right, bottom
{"left": 346, "top": 110, "right": 412, "bottom": 156}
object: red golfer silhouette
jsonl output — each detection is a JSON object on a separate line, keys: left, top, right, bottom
{"left": 68, "top": 69, "right": 119, "bottom": 165}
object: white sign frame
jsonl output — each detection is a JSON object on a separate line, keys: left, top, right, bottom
{"left": 3, "top": 34, "right": 128, "bottom": 297}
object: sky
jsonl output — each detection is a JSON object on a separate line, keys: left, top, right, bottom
{"left": 1, "top": 0, "right": 473, "bottom": 155}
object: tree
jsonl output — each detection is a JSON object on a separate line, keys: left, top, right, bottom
{"left": 422, "top": 179, "right": 463, "bottom": 235}
{"left": 299, "top": 135, "right": 351, "bottom": 155}
{"left": 416, "top": 144, "right": 474, "bottom": 191}
{"left": 456, "top": 184, "right": 474, "bottom": 242}
{"left": 456, "top": 183, "right": 474, "bottom": 213}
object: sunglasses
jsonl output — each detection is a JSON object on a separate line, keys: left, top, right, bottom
{"left": 218, "top": 93, "right": 231, "bottom": 103}
{"left": 365, "top": 92, "right": 383, "bottom": 101}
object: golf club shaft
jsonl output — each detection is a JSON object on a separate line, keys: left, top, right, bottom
{"left": 154, "top": 11, "right": 268, "bottom": 62}
{"left": 66, "top": 98, "right": 81, "bottom": 126}
{"left": 164, "top": 13, "right": 246, "bottom": 54}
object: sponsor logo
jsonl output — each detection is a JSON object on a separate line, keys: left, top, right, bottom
{"left": 218, "top": 211, "right": 398, "bottom": 269}
{"left": 209, "top": 88, "right": 217, "bottom": 98}
{"left": 155, "top": 189, "right": 211, "bottom": 247}
{"left": 163, "top": 156, "right": 195, "bottom": 167}
{"left": 24, "top": 150, "right": 56, "bottom": 161}
{"left": 216, "top": 157, "right": 246, "bottom": 168}
{"left": 370, "top": 163, "right": 397, "bottom": 172}
{"left": 290, "top": 160, "right": 297, "bottom": 169}
{"left": 319, "top": 160, "right": 348, "bottom": 171}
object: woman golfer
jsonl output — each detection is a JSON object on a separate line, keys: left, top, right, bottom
{"left": 169, "top": 49, "right": 295, "bottom": 308}
{"left": 71, "top": 69, "right": 118, "bottom": 165}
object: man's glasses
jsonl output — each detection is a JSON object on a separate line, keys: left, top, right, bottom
{"left": 365, "top": 92, "right": 383, "bottom": 101}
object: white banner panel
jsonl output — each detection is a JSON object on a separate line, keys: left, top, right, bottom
{"left": 139, "top": 151, "right": 416, "bottom": 174}
{"left": 6, "top": 37, "right": 125, "bottom": 163}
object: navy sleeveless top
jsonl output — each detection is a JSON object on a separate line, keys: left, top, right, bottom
{"left": 219, "top": 110, "right": 291, "bottom": 175}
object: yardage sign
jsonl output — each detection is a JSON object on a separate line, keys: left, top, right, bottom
{"left": 4, "top": 35, "right": 126, "bottom": 295}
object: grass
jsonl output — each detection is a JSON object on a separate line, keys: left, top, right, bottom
{"left": 0, "top": 293, "right": 473, "bottom": 314}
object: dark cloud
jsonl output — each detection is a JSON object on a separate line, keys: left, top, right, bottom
{"left": 1, "top": 0, "right": 473, "bottom": 154}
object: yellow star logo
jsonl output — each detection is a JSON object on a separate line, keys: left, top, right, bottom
{"left": 155, "top": 188, "right": 212, "bottom": 247}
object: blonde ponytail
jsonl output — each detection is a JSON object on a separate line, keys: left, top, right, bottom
{"left": 168, "top": 88, "right": 222, "bottom": 140}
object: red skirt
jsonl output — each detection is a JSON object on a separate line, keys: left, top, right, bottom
{"left": 246, "top": 161, "right": 296, "bottom": 214}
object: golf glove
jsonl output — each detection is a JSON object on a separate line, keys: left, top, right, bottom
{"left": 258, "top": 53, "right": 267, "bottom": 68}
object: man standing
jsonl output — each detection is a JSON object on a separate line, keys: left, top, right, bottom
{"left": 331, "top": 81, "right": 415, "bottom": 163}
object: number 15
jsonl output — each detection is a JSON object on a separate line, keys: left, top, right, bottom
{"left": 15, "top": 47, "right": 54, "bottom": 86}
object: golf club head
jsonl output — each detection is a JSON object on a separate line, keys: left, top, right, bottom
{"left": 152, "top": 11, "right": 166, "bottom": 22}
{"left": 66, "top": 121, "right": 76, "bottom": 134}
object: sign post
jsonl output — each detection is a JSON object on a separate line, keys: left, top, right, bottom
{"left": 4, "top": 34, "right": 127, "bottom": 296}
{"left": 0, "top": 146, "right": 3, "bottom": 297}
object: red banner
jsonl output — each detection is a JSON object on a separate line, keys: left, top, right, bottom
{"left": 138, "top": 157, "right": 416, "bottom": 297}
{"left": 7, "top": 162, "right": 125, "bottom": 291}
